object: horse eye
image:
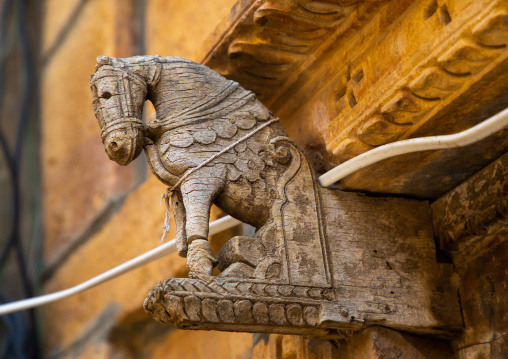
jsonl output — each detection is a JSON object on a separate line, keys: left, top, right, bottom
{"left": 101, "top": 91, "right": 112, "bottom": 99}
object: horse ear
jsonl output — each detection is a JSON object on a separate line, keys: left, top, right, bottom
{"left": 147, "top": 60, "right": 162, "bottom": 86}
{"left": 96, "top": 55, "right": 113, "bottom": 70}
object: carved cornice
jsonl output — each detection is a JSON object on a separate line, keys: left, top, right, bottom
{"left": 203, "top": 0, "right": 390, "bottom": 103}
{"left": 205, "top": 1, "right": 507, "bottom": 149}
{"left": 325, "top": 0, "right": 508, "bottom": 162}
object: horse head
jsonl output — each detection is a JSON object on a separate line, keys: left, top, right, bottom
{"left": 90, "top": 56, "right": 155, "bottom": 165}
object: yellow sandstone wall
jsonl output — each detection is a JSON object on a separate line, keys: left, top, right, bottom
{"left": 41, "top": 0, "right": 252, "bottom": 358}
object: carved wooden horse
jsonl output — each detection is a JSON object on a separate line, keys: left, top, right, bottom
{"left": 90, "top": 56, "right": 459, "bottom": 337}
{"left": 90, "top": 55, "right": 328, "bottom": 283}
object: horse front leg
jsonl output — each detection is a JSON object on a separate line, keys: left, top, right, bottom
{"left": 180, "top": 172, "right": 225, "bottom": 279}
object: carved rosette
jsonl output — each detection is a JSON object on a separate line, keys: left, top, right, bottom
{"left": 144, "top": 278, "right": 337, "bottom": 336}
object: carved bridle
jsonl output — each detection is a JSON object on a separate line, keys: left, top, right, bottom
{"left": 91, "top": 66, "right": 147, "bottom": 139}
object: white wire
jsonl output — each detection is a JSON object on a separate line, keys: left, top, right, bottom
{"left": 1, "top": 108, "right": 506, "bottom": 316}
{"left": 318, "top": 107, "right": 508, "bottom": 187}
{"left": 0, "top": 215, "right": 241, "bottom": 316}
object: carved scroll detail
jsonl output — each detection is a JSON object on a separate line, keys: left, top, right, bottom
{"left": 204, "top": 0, "right": 389, "bottom": 102}
{"left": 328, "top": 2, "right": 508, "bottom": 161}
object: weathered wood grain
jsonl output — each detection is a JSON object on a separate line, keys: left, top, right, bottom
{"left": 432, "top": 152, "right": 508, "bottom": 268}
{"left": 321, "top": 189, "right": 461, "bottom": 335}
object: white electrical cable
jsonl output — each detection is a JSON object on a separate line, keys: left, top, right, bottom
{"left": 0, "top": 215, "right": 241, "bottom": 316}
{"left": 319, "top": 107, "right": 508, "bottom": 187}
{"left": 1, "top": 108, "right": 506, "bottom": 316}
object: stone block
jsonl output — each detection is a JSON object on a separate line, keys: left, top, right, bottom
{"left": 150, "top": 330, "right": 252, "bottom": 359}
{"left": 432, "top": 152, "right": 508, "bottom": 265}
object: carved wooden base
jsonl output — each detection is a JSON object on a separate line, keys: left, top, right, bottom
{"left": 145, "top": 190, "right": 463, "bottom": 338}
{"left": 144, "top": 278, "right": 332, "bottom": 337}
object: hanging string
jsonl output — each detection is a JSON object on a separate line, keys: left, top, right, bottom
{"left": 160, "top": 192, "right": 172, "bottom": 242}
{"left": 159, "top": 117, "right": 279, "bottom": 242}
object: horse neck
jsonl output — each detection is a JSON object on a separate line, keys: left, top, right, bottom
{"left": 148, "top": 69, "right": 186, "bottom": 123}
{"left": 148, "top": 61, "right": 225, "bottom": 125}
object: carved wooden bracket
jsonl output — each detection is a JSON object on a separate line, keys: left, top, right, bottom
{"left": 90, "top": 55, "right": 461, "bottom": 338}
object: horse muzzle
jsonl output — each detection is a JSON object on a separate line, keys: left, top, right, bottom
{"left": 103, "top": 127, "right": 143, "bottom": 166}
